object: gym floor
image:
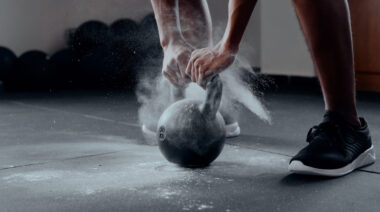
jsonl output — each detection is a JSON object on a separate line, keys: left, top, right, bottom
{"left": 0, "top": 85, "right": 379, "bottom": 212}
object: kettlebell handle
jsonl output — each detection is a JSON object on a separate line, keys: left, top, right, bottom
{"left": 201, "top": 75, "right": 223, "bottom": 119}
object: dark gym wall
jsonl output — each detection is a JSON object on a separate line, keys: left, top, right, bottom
{"left": 0, "top": 0, "right": 152, "bottom": 55}
{"left": 0, "top": 0, "right": 260, "bottom": 67}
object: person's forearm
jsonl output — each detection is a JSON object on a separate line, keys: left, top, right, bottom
{"left": 151, "top": 0, "right": 182, "bottom": 49}
{"left": 222, "top": 0, "right": 257, "bottom": 52}
{"left": 178, "top": 0, "right": 213, "bottom": 48}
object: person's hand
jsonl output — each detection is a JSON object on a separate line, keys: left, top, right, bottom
{"left": 185, "top": 42, "right": 236, "bottom": 88}
{"left": 162, "top": 41, "right": 193, "bottom": 88}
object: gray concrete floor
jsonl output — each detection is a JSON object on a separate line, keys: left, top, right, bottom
{"left": 0, "top": 89, "right": 380, "bottom": 212}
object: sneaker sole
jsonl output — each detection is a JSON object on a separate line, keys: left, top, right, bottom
{"left": 225, "top": 122, "right": 241, "bottom": 138}
{"left": 289, "top": 145, "right": 376, "bottom": 177}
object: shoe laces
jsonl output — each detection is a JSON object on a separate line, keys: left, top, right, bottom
{"left": 306, "top": 121, "right": 345, "bottom": 147}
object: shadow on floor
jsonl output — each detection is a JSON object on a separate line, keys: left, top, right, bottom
{"left": 280, "top": 173, "right": 340, "bottom": 187}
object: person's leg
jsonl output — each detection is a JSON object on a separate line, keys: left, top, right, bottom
{"left": 289, "top": 0, "right": 376, "bottom": 176}
{"left": 177, "top": 0, "right": 239, "bottom": 135}
{"left": 143, "top": 0, "right": 213, "bottom": 140}
{"left": 292, "top": 0, "right": 360, "bottom": 126}
{"left": 170, "top": 0, "right": 213, "bottom": 100}
{"left": 179, "top": 0, "right": 236, "bottom": 126}
{"left": 178, "top": 0, "right": 213, "bottom": 48}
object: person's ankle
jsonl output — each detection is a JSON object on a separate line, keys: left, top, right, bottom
{"left": 327, "top": 110, "right": 361, "bottom": 128}
{"left": 346, "top": 116, "right": 361, "bottom": 128}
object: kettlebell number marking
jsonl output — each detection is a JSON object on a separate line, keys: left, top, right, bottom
{"left": 158, "top": 126, "right": 166, "bottom": 141}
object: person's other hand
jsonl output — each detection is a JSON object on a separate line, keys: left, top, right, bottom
{"left": 185, "top": 42, "right": 236, "bottom": 88}
{"left": 162, "top": 41, "right": 193, "bottom": 88}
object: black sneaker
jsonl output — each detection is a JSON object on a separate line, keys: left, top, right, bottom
{"left": 289, "top": 112, "right": 376, "bottom": 177}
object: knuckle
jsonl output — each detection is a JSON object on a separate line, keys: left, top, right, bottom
{"left": 177, "top": 53, "right": 189, "bottom": 62}
{"left": 168, "top": 59, "right": 177, "bottom": 67}
{"left": 194, "top": 60, "right": 200, "bottom": 67}
{"left": 163, "top": 69, "right": 171, "bottom": 75}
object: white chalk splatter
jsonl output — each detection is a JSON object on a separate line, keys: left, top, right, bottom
{"left": 182, "top": 202, "right": 214, "bottom": 211}
{"left": 197, "top": 204, "right": 214, "bottom": 210}
{"left": 156, "top": 187, "right": 180, "bottom": 199}
{"left": 3, "top": 170, "right": 64, "bottom": 183}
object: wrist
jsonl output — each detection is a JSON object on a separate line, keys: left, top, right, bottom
{"left": 161, "top": 39, "right": 177, "bottom": 51}
{"left": 220, "top": 39, "right": 239, "bottom": 54}
{"left": 220, "top": 34, "right": 239, "bottom": 54}
{"left": 162, "top": 37, "right": 186, "bottom": 51}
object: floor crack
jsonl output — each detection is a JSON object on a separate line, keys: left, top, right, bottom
{"left": 0, "top": 149, "right": 131, "bottom": 172}
{"left": 9, "top": 101, "right": 140, "bottom": 128}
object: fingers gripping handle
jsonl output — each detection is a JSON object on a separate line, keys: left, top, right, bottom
{"left": 201, "top": 75, "right": 223, "bottom": 119}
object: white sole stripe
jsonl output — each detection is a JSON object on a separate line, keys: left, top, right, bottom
{"left": 289, "top": 145, "right": 376, "bottom": 177}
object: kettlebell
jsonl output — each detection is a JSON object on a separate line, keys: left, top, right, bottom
{"left": 157, "top": 75, "right": 226, "bottom": 167}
